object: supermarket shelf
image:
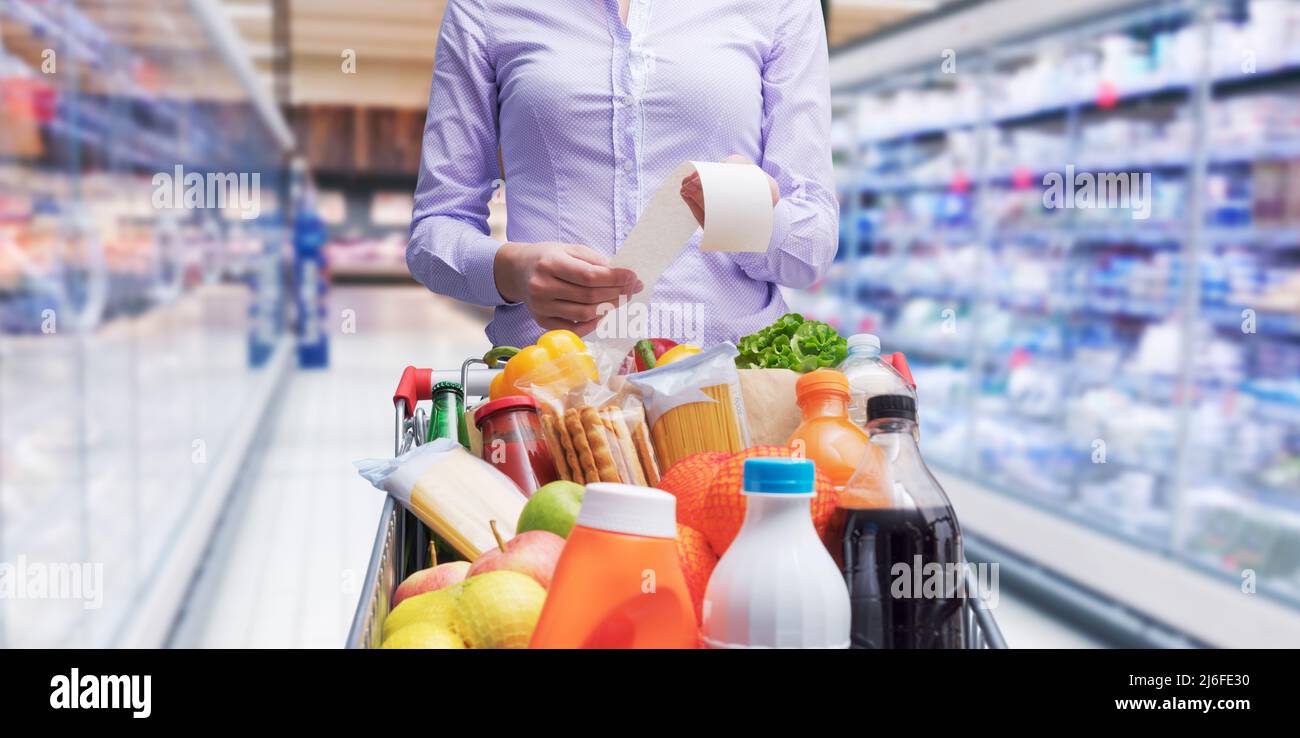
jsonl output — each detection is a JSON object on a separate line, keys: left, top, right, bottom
{"left": 1, "top": 0, "right": 293, "bottom": 166}
{"left": 858, "top": 142, "right": 1300, "bottom": 193}
{"left": 184, "top": 0, "right": 294, "bottom": 153}
{"left": 829, "top": 0, "right": 1300, "bottom": 631}
{"left": 940, "top": 468, "right": 1300, "bottom": 648}
{"left": 855, "top": 224, "right": 1299, "bottom": 251}
{"left": 849, "top": 61, "right": 1300, "bottom": 147}
{"left": 114, "top": 338, "right": 291, "bottom": 648}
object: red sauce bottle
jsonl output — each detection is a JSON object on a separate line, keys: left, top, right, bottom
{"left": 473, "top": 395, "right": 558, "bottom": 496}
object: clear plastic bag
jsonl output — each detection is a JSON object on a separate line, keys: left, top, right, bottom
{"left": 355, "top": 438, "right": 528, "bottom": 560}
{"left": 625, "top": 343, "right": 750, "bottom": 471}
{"left": 514, "top": 341, "right": 661, "bottom": 487}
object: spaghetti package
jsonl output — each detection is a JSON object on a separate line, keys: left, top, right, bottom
{"left": 516, "top": 346, "right": 661, "bottom": 487}
{"left": 354, "top": 439, "right": 528, "bottom": 560}
{"left": 626, "top": 343, "right": 750, "bottom": 471}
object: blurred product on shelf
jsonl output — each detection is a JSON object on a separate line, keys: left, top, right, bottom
{"left": 323, "top": 234, "right": 407, "bottom": 280}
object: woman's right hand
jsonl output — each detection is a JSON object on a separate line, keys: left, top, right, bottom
{"left": 493, "top": 242, "right": 642, "bottom": 334}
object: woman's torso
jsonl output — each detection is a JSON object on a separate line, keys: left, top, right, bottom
{"left": 484, "top": 0, "right": 791, "bottom": 346}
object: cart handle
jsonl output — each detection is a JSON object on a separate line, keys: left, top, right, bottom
{"left": 882, "top": 351, "right": 916, "bottom": 390}
{"left": 393, "top": 366, "right": 433, "bottom": 418}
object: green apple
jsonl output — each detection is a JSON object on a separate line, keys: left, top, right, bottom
{"left": 517, "top": 480, "right": 584, "bottom": 538}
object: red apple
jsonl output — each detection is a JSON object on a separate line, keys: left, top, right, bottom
{"left": 392, "top": 560, "right": 471, "bottom": 608}
{"left": 467, "top": 521, "right": 565, "bottom": 590}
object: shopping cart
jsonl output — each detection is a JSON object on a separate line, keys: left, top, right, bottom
{"left": 346, "top": 364, "right": 1008, "bottom": 649}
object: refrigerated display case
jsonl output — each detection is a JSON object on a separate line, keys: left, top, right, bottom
{"left": 0, "top": 0, "right": 294, "bottom": 647}
{"left": 813, "top": 0, "right": 1300, "bottom": 645}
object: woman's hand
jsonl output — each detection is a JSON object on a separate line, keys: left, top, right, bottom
{"left": 680, "top": 154, "right": 780, "bottom": 227}
{"left": 494, "top": 241, "right": 642, "bottom": 334}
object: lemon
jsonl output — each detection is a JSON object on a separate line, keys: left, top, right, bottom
{"left": 381, "top": 584, "right": 463, "bottom": 641}
{"left": 451, "top": 571, "right": 547, "bottom": 649}
{"left": 381, "top": 622, "right": 466, "bottom": 649}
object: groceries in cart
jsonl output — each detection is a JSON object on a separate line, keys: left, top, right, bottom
{"left": 356, "top": 315, "right": 994, "bottom": 649}
{"left": 625, "top": 343, "right": 748, "bottom": 470}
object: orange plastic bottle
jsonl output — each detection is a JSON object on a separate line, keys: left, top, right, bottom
{"left": 529, "top": 483, "right": 699, "bottom": 649}
{"left": 788, "top": 369, "right": 882, "bottom": 489}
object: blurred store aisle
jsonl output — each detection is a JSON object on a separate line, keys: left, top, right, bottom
{"left": 172, "top": 285, "right": 492, "bottom": 648}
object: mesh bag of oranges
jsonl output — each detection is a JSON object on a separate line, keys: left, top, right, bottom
{"left": 658, "top": 445, "right": 839, "bottom": 555}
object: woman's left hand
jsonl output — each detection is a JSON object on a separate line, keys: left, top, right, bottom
{"left": 680, "top": 154, "right": 780, "bottom": 227}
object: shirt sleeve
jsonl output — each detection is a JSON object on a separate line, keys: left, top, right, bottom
{"left": 729, "top": 3, "right": 839, "bottom": 289}
{"left": 406, "top": 0, "right": 512, "bottom": 307}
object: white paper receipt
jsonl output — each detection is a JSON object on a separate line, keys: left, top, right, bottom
{"left": 595, "top": 160, "right": 774, "bottom": 347}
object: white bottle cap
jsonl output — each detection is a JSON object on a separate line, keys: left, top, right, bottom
{"left": 577, "top": 483, "right": 677, "bottom": 539}
{"left": 847, "top": 333, "right": 881, "bottom": 352}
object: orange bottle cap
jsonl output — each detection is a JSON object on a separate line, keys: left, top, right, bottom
{"left": 794, "top": 368, "right": 850, "bottom": 399}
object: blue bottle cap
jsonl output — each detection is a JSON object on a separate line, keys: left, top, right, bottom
{"left": 743, "top": 457, "right": 815, "bottom": 494}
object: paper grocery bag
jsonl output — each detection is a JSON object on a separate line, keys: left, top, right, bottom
{"left": 737, "top": 368, "right": 802, "bottom": 446}
{"left": 463, "top": 408, "right": 483, "bottom": 457}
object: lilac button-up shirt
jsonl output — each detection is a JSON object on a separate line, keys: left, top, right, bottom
{"left": 407, "top": 0, "right": 838, "bottom": 347}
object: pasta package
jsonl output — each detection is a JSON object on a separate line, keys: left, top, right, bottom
{"left": 626, "top": 343, "right": 749, "bottom": 471}
{"left": 355, "top": 439, "right": 528, "bottom": 561}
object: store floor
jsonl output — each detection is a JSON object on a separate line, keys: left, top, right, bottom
{"left": 172, "top": 284, "right": 1099, "bottom": 649}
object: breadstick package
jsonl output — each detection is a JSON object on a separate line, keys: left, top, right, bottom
{"left": 515, "top": 344, "right": 661, "bottom": 488}
{"left": 625, "top": 343, "right": 749, "bottom": 471}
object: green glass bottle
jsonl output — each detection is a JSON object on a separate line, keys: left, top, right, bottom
{"left": 427, "top": 381, "right": 469, "bottom": 448}
{"left": 419, "top": 381, "right": 470, "bottom": 566}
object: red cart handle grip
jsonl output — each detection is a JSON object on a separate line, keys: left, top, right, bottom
{"left": 882, "top": 351, "right": 917, "bottom": 390}
{"left": 394, "top": 366, "right": 433, "bottom": 417}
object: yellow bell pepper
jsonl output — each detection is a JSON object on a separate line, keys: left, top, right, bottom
{"left": 656, "top": 344, "right": 701, "bottom": 366}
{"left": 488, "top": 371, "right": 508, "bottom": 401}
{"left": 536, "top": 329, "right": 586, "bottom": 357}
{"left": 493, "top": 330, "right": 598, "bottom": 399}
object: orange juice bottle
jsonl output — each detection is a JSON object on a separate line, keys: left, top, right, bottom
{"left": 529, "top": 483, "right": 699, "bottom": 649}
{"left": 788, "top": 369, "right": 882, "bottom": 489}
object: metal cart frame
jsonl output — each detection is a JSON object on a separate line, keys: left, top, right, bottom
{"left": 347, "top": 364, "right": 1008, "bottom": 649}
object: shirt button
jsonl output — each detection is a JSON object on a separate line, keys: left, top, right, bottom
{"left": 622, "top": 94, "right": 635, "bottom": 106}
{"left": 623, "top": 159, "right": 634, "bottom": 172}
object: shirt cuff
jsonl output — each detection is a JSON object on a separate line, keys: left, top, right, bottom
{"left": 729, "top": 197, "right": 793, "bottom": 274}
{"left": 463, "top": 234, "right": 519, "bottom": 307}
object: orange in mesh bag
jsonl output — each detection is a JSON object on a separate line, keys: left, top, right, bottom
{"left": 655, "top": 451, "right": 729, "bottom": 531}
{"left": 697, "top": 445, "right": 839, "bottom": 555}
